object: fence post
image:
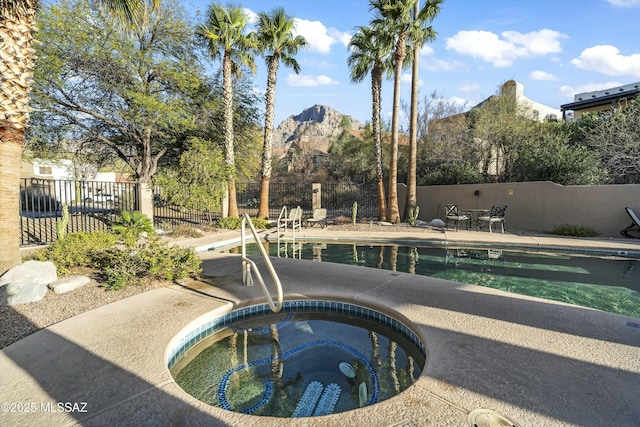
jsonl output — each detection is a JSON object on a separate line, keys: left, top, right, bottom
{"left": 312, "top": 183, "right": 321, "bottom": 211}
{"left": 138, "top": 182, "right": 154, "bottom": 220}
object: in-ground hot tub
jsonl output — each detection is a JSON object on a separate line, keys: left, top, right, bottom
{"left": 167, "top": 300, "right": 426, "bottom": 418}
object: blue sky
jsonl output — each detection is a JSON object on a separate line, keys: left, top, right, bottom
{"left": 183, "top": 0, "right": 640, "bottom": 126}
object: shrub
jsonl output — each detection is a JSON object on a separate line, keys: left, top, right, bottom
{"left": 215, "top": 216, "right": 271, "bottom": 230}
{"left": 31, "top": 231, "right": 117, "bottom": 275}
{"left": 171, "top": 225, "right": 203, "bottom": 238}
{"left": 548, "top": 224, "right": 600, "bottom": 237}
{"left": 111, "top": 211, "right": 154, "bottom": 247}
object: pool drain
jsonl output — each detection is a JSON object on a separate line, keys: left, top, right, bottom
{"left": 468, "top": 409, "right": 520, "bottom": 427}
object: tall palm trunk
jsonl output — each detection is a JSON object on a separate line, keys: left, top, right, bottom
{"left": 257, "top": 55, "right": 279, "bottom": 219}
{"left": 387, "top": 32, "right": 407, "bottom": 224}
{"left": 0, "top": 1, "right": 38, "bottom": 274}
{"left": 222, "top": 53, "right": 238, "bottom": 217}
{"left": 404, "top": 0, "right": 420, "bottom": 221}
{"left": 371, "top": 63, "right": 386, "bottom": 221}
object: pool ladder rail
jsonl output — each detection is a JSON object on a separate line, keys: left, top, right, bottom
{"left": 240, "top": 213, "right": 284, "bottom": 313}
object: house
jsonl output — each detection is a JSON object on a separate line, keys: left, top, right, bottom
{"left": 560, "top": 81, "right": 640, "bottom": 121}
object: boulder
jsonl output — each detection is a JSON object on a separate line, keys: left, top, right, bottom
{"left": 0, "top": 282, "right": 48, "bottom": 305}
{"left": 429, "top": 219, "right": 446, "bottom": 229}
{"left": 0, "top": 260, "right": 57, "bottom": 287}
{"left": 48, "top": 276, "right": 92, "bottom": 294}
{"left": 0, "top": 260, "right": 57, "bottom": 305}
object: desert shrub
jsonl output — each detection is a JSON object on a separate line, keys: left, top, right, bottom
{"left": 111, "top": 211, "right": 154, "bottom": 247}
{"left": 170, "top": 225, "right": 203, "bottom": 238}
{"left": 548, "top": 224, "right": 600, "bottom": 237}
{"left": 31, "top": 231, "right": 117, "bottom": 275}
{"left": 216, "top": 216, "right": 271, "bottom": 230}
{"left": 93, "top": 236, "right": 202, "bottom": 291}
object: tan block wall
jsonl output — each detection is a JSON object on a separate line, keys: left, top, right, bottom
{"left": 398, "top": 182, "right": 640, "bottom": 238}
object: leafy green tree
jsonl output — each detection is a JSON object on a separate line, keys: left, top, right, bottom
{"left": 348, "top": 25, "right": 393, "bottom": 220}
{"left": 0, "top": 0, "right": 158, "bottom": 275}
{"left": 326, "top": 128, "right": 376, "bottom": 184}
{"left": 197, "top": 3, "right": 256, "bottom": 218}
{"left": 511, "top": 123, "right": 607, "bottom": 185}
{"left": 255, "top": 7, "right": 307, "bottom": 220}
{"left": 31, "top": 0, "right": 202, "bottom": 184}
{"left": 586, "top": 98, "right": 640, "bottom": 183}
{"left": 154, "top": 137, "right": 228, "bottom": 224}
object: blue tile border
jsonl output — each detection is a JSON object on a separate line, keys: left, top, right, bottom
{"left": 167, "top": 299, "right": 426, "bottom": 371}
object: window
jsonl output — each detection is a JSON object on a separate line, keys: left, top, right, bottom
{"left": 38, "top": 166, "right": 53, "bottom": 175}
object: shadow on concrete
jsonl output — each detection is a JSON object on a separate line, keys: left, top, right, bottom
{"left": 419, "top": 325, "right": 640, "bottom": 426}
{"left": 1, "top": 324, "right": 229, "bottom": 425}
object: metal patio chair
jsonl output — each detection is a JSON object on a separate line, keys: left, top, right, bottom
{"left": 478, "top": 205, "right": 507, "bottom": 233}
{"left": 444, "top": 204, "right": 470, "bottom": 231}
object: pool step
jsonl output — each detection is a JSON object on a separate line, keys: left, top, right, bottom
{"left": 314, "top": 383, "right": 341, "bottom": 416}
{"left": 292, "top": 381, "right": 341, "bottom": 417}
{"left": 292, "top": 381, "right": 324, "bottom": 417}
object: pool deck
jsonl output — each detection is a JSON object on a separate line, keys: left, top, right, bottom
{"left": 2, "top": 228, "right": 639, "bottom": 426}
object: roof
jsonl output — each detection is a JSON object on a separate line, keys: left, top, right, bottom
{"left": 561, "top": 82, "right": 640, "bottom": 111}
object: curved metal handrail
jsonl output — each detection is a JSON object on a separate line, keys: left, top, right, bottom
{"left": 241, "top": 213, "right": 283, "bottom": 313}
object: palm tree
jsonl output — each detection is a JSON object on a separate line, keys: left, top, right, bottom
{"left": 255, "top": 7, "right": 307, "bottom": 220}
{"left": 197, "top": 3, "right": 256, "bottom": 218}
{"left": 370, "top": 0, "right": 441, "bottom": 223}
{"left": 0, "top": 0, "right": 158, "bottom": 275}
{"left": 347, "top": 25, "right": 394, "bottom": 221}
{"left": 404, "top": 0, "right": 441, "bottom": 221}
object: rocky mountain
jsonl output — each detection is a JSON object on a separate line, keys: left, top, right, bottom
{"left": 272, "top": 104, "right": 364, "bottom": 151}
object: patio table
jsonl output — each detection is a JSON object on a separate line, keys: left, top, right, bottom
{"left": 463, "top": 208, "right": 490, "bottom": 230}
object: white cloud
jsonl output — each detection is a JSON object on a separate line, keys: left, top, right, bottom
{"left": 448, "top": 96, "right": 470, "bottom": 109}
{"left": 287, "top": 73, "right": 338, "bottom": 87}
{"left": 329, "top": 28, "right": 352, "bottom": 48}
{"left": 422, "top": 58, "right": 462, "bottom": 72}
{"left": 571, "top": 45, "right": 640, "bottom": 77}
{"left": 293, "top": 18, "right": 349, "bottom": 54}
{"left": 530, "top": 70, "right": 558, "bottom": 81}
{"left": 243, "top": 8, "right": 258, "bottom": 25}
{"left": 458, "top": 82, "right": 480, "bottom": 92}
{"left": 607, "top": 0, "right": 640, "bottom": 7}
{"left": 559, "top": 81, "right": 624, "bottom": 99}
{"left": 420, "top": 45, "right": 434, "bottom": 56}
{"left": 446, "top": 29, "right": 568, "bottom": 67}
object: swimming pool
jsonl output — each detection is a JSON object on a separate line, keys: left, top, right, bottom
{"left": 219, "top": 242, "right": 640, "bottom": 318}
{"left": 168, "top": 300, "right": 425, "bottom": 418}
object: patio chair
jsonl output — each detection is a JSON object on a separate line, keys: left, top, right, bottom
{"left": 478, "top": 205, "right": 507, "bottom": 233}
{"left": 444, "top": 204, "right": 470, "bottom": 231}
{"left": 306, "top": 208, "right": 328, "bottom": 228}
{"left": 620, "top": 207, "right": 640, "bottom": 238}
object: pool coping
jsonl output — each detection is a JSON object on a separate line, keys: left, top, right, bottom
{"left": 1, "top": 230, "right": 639, "bottom": 426}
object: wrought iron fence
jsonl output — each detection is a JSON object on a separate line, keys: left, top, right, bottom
{"left": 20, "top": 178, "right": 138, "bottom": 246}
{"left": 19, "top": 179, "right": 378, "bottom": 245}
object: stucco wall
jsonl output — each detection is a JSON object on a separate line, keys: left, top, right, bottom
{"left": 398, "top": 182, "right": 640, "bottom": 238}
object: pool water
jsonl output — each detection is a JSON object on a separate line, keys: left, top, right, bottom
{"left": 230, "top": 242, "right": 640, "bottom": 318}
{"left": 170, "top": 302, "right": 425, "bottom": 418}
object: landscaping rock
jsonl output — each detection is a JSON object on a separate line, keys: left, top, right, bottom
{"left": 429, "top": 219, "right": 446, "bottom": 229}
{"left": 0, "top": 261, "right": 57, "bottom": 306}
{"left": 48, "top": 276, "right": 92, "bottom": 294}
{"left": 0, "top": 282, "right": 48, "bottom": 306}
{"left": 0, "top": 260, "right": 58, "bottom": 287}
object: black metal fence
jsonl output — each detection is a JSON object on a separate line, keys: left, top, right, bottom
{"left": 20, "top": 178, "right": 138, "bottom": 246}
{"left": 19, "top": 179, "right": 378, "bottom": 245}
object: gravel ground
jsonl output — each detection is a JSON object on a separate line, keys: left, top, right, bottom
{"left": 0, "top": 273, "right": 171, "bottom": 349}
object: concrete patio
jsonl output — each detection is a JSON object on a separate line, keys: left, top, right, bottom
{"left": 1, "top": 228, "right": 639, "bottom": 426}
